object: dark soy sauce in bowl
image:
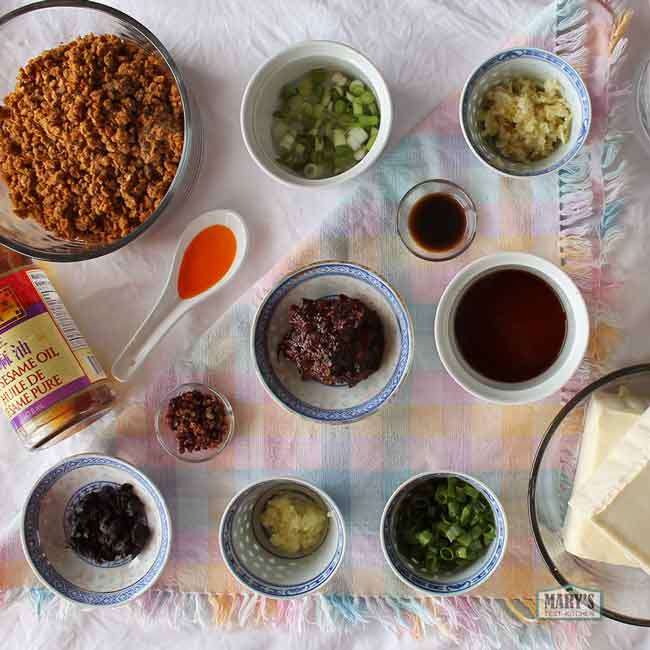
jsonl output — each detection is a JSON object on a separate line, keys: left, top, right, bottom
{"left": 453, "top": 269, "right": 567, "bottom": 383}
{"left": 408, "top": 193, "right": 467, "bottom": 252}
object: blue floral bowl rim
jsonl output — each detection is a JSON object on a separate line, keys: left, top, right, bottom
{"left": 459, "top": 47, "right": 592, "bottom": 178}
{"left": 380, "top": 471, "right": 508, "bottom": 596}
{"left": 250, "top": 260, "right": 415, "bottom": 424}
{"left": 20, "top": 453, "right": 172, "bottom": 607}
{"left": 218, "top": 476, "right": 347, "bottom": 599}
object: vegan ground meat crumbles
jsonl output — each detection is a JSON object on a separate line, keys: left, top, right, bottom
{"left": 279, "top": 294, "right": 384, "bottom": 387}
{"left": 0, "top": 34, "right": 184, "bottom": 243}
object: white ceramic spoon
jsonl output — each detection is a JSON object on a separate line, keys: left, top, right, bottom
{"left": 112, "top": 209, "right": 248, "bottom": 383}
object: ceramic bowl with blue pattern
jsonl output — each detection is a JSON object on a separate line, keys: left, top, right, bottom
{"left": 21, "top": 454, "right": 171, "bottom": 606}
{"left": 381, "top": 472, "right": 508, "bottom": 596}
{"left": 460, "top": 48, "right": 591, "bottom": 177}
{"left": 219, "top": 477, "right": 346, "bottom": 599}
{"left": 251, "top": 261, "right": 414, "bottom": 424}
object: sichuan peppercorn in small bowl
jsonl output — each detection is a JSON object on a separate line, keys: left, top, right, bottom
{"left": 155, "top": 383, "right": 235, "bottom": 463}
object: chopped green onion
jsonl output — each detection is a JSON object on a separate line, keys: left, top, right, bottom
{"left": 457, "top": 532, "right": 473, "bottom": 547}
{"left": 349, "top": 79, "right": 365, "bottom": 96}
{"left": 447, "top": 501, "right": 459, "bottom": 520}
{"left": 446, "top": 523, "right": 462, "bottom": 543}
{"left": 346, "top": 127, "right": 368, "bottom": 150}
{"left": 416, "top": 530, "right": 433, "bottom": 546}
{"left": 272, "top": 68, "right": 380, "bottom": 178}
{"left": 470, "top": 525, "right": 483, "bottom": 540}
{"left": 440, "top": 547, "right": 454, "bottom": 561}
{"left": 333, "top": 128, "right": 347, "bottom": 148}
{"left": 366, "top": 127, "right": 378, "bottom": 151}
{"left": 359, "top": 90, "right": 375, "bottom": 104}
{"left": 394, "top": 477, "right": 496, "bottom": 577}
{"left": 355, "top": 115, "right": 378, "bottom": 127}
{"left": 278, "top": 132, "right": 295, "bottom": 151}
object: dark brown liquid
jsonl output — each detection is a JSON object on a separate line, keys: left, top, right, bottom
{"left": 454, "top": 269, "right": 567, "bottom": 383}
{"left": 408, "top": 193, "right": 467, "bottom": 252}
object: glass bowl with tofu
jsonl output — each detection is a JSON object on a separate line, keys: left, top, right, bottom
{"left": 529, "top": 364, "right": 650, "bottom": 626}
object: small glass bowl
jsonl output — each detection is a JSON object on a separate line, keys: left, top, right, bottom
{"left": 154, "top": 383, "right": 234, "bottom": 463}
{"left": 396, "top": 179, "right": 477, "bottom": 261}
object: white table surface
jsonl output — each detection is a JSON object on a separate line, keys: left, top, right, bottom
{"left": 1, "top": 0, "right": 650, "bottom": 648}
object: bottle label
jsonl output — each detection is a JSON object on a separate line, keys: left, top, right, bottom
{"left": 0, "top": 267, "right": 107, "bottom": 430}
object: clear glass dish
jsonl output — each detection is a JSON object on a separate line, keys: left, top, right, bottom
{"left": 0, "top": 1, "right": 203, "bottom": 262}
{"left": 396, "top": 179, "right": 477, "bottom": 261}
{"left": 155, "top": 382, "right": 235, "bottom": 464}
{"left": 529, "top": 364, "right": 650, "bottom": 626}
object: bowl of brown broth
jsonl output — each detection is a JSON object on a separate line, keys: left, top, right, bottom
{"left": 397, "top": 180, "right": 477, "bottom": 261}
{"left": 434, "top": 253, "right": 589, "bottom": 404}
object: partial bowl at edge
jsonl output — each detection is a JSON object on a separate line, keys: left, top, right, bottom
{"left": 529, "top": 364, "right": 650, "bottom": 626}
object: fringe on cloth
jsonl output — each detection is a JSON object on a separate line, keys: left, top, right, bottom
{"left": 558, "top": 0, "right": 631, "bottom": 398}
{"left": 1, "top": 587, "right": 591, "bottom": 649}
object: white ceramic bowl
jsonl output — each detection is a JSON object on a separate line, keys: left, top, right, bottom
{"left": 21, "top": 454, "right": 171, "bottom": 606}
{"left": 434, "top": 253, "right": 589, "bottom": 404}
{"left": 241, "top": 40, "right": 392, "bottom": 187}
{"left": 381, "top": 471, "right": 508, "bottom": 596}
{"left": 460, "top": 48, "right": 591, "bottom": 177}
{"left": 251, "top": 261, "right": 414, "bottom": 424}
{"left": 219, "top": 477, "right": 346, "bottom": 598}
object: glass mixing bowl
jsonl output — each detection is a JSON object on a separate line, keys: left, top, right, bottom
{"left": 0, "top": 1, "right": 203, "bottom": 262}
{"left": 529, "top": 364, "right": 650, "bottom": 626}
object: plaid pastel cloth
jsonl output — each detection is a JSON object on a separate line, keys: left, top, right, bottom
{"left": 0, "top": 0, "right": 625, "bottom": 626}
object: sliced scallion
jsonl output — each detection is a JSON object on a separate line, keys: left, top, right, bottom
{"left": 272, "top": 68, "right": 381, "bottom": 178}
{"left": 395, "top": 477, "right": 497, "bottom": 576}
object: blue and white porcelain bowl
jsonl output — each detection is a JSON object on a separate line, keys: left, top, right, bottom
{"left": 219, "top": 477, "right": 346, "bottom": 599}
{"left": 21, "top": 454, "right": 171, "bottom": 606}
{"left": 251, "top": 261, "right": 414, "bottom": 424}
{"left": 381, "top": 472, "right": 508, "bottom": 596}
{"left": 460, "top": 47, "right": 591, "bottom": 177}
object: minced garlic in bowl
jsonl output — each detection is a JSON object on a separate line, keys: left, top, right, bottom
{"left": 478, "top": 77, "right": 572, "bottom": 163}
{"left": 259, "top": 492, "right": 329, "bottom": 556}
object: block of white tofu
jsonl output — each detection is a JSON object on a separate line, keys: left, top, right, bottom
{"left": 569, "top": 402, "right": 650, "bottom": 574}
{"left": 564, "top": 389, "right": 649, "bottom": 566}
